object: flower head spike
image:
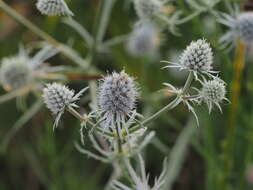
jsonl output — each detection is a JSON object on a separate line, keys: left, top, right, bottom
{"left": 198, "top": 78, "right": 228, "bottom": 113}
{"left": 134, "top": 0, "right": 163, "bottom": 20}
{"left": 43, "top": 83, "right": 88, "bottom": 128}
{"left": 98, "top": 71, "right": 139, "bottom": 130}
{"left": 127, "top": 23, "right": 161, "bottom": 57}
{"left": 36, "top": 0, "right": 74, "bottom": 16}
{"left": 0, "top": 55, "right": 32, "bottom": 91}
{"left": 162, "top": 39, "right": 215, "bottom": 79}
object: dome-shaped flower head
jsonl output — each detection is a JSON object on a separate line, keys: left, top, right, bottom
{"left": 219, "top": 12, "right": 253, "bottom": 47}
{"left": 127, "top": 23, "right": 160, "bottom": 57}
{"left": 98, "top": 71, "right": 139, "bottom": 129}
{"left": 43, "top": 83, "right": 88, "bottom": 128}
{"left": 36, "top": 0, "right": 73, "bottom": 16}
{"left": 162, "top": 39, "right": 214, "bottom": 79}
{"left": 199, "top": 78, "right": 228, "bottom": 113}
{"left": 0, "top": 55, "right": 32, "bottom": 91}
{"left": 134, "top": 0, "right": 163, "bottom": 20}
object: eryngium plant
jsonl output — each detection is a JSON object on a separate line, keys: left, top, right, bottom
{"left": 98, "top": 71, "right": 139, "bottom": 129}
{"left": 36, "top": 0, "right": 73, "bottom": 16}
{"left": 127, "top": 23, "right": 160, "bottom": 57}
{"left": 0, "top": 55, "right": 32, "bottom": 91}
{"left": 163, "top": 39, "right": 215, "bottom": 79}
{"left": 198, "top": 78, "right": 228, "bottom": 113}
{"left": 43, "top": 83, "right": 88, "bottom": 128}
{"left": 219, "top": 11, "right": 253, "bottom": 47}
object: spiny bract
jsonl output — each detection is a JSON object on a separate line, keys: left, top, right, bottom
{"left": 180, "top": 39, "right": 213, "bottom": 72}
{"left": 134, "top": 0, "right": 163, "bottom": 19}
{"left": 0, "top": 55, "right": 32, "bottom": 90}
{"left": 200, "top": 79, "right": 227, "bottom": 113}
{"left": 127, "top": 23, "right": 160, "bottom": 57}
{"left": 98, "top": 71, "right": 138, "bottom": 128}
{"left": 36, "top": 0, "right": 73, "bottom": 16}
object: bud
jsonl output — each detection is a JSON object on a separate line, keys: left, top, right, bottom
{"left": 36, "top": 0, "right": 73, "bottom": 16}
{"left": 0, "top": 55, "right": 32, "bottom": 91}
{"left": 98, "top": 71, "right": 138, "bottom": 129}
{"left": 127, "top": 23, "right": 160, "bottom": 57}
{"left": 134, "top": 0, "right": 163, "bottom": 19}
{"left": 200, "top": 78, "right": 227, "bottom": 113}
{"left": 180, "top": 39, "right": 213, "bottom": 73}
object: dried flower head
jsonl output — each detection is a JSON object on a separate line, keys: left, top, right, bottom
{"left": 98, "top": 71, "right": 138, "bottom": 129}
{"left": 36, "top": 0, "right": 73, "bottom": 16}
{"left": 127, "top": 23, "right": 160, "bottom": 57}
{"left": 199, "top": 78, "right": 228, "bottom": 113}
{"left": 134, "top": 0, "right": 163, "bottom": 19}
{"left": 162, "top": 39, "right": 214, "bottom": 79}
{"left": 43, "top": 83, "right": 87, "bottom": 128}
{"left": 0, "top": 55, "right": 32, "bottom": 91}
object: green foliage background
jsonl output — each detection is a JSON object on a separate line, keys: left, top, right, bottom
{"left": 1, "top": 0, "right": 253, "bottom": 190}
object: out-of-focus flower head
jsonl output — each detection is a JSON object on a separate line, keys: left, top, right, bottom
{"left": 127, "top": 23, "right": 161, "bottom": 57}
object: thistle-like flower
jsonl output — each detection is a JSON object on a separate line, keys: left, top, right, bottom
{"left": 162, "top": 39, "right": 215, "bottom": 79}
{"left": 218, "top": 11, "right": 253, "bottom": 47}
{"left": 43, "top": 83, "right": 88, "bottom": 128}
{"left": 112, "top": 154, "right": 167, "bottom": 190}
{"left": 0, "top": 45, "right": 59, "bottom": 93}
{"left": 127, "top": 23, "right": 161, "bottom": 57}
{"left": 36, "top": 0, "right": 74, "bottom": 16}
{"left": 134, "top": 0, "right": 163, "bottom": 20}
{"left": 0, "top": 55, "right": 32, "bottom": 91}
{"left": 98, "top": 71, "right": 138, "bottom": 129}
{"left": 198, "top": 78, "right": 228, "bottom": 113}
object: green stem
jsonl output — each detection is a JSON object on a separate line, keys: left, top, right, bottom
{"left": 96, "top": 0, "right": 116, "bottom": 44}
{"left": 0, "top": 0, "right": 89, "bottom": 68}
{"left": 129, "top": 71, "right": 194, "bottom": 133}
{"left": 67, "top": 106, "right": 113, "bottom": 137}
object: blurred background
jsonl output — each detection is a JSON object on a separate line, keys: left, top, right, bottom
{"left": 1, "top": 0, "right": 253, "bottom": 189}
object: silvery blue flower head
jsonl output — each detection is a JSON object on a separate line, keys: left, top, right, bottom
{"left": 98, "top": 71, "right": 139, "bottom": 129}
{"left": 43, "top": 83, "right": 88, "bottom": 128}
{"left": 219, "top": 11, "right": 253, "bottom": 47}
{"left": 127, "top": 23, "right": 160, "bottom": 57}
{"left": 198, "top": 78, "right": 228, "bottom": 113}
{"left": 162, "top": 39, "right": 214, "bottom": 79}
{"left": 0, "top": 55, "right": 32, "bottom": 91}
{"left": 36, "top": 0, "right": 73, "bottom": 16}
{"left": 134, "top": 0, "right": 163, "bottom": 20}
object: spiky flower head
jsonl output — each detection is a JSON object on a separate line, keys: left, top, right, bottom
{"left": 0, "top": 55, "right": 32, "bottom": 91}
{"left": 36, "top": 0, "right": 73, "bottom": 16}
{"left": 162, "top": 39, "right": 214, "bottom": 78}
{"left": 127, "top": 23, "right": 160, "bottom": 57}
{"left": 43, "top": 83, "right": 87, "bottom": 128}
{"left": 98, "top": 71, "right": 138, "bottom": 129}
{"left": 199, "top": 78, "right": 227, "bottom": 113}
{"left": 180, "top": 39, "right": 213, "bottom": 73}
{"left": 134, "top": 0, "right": 163, "bottom": 19}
